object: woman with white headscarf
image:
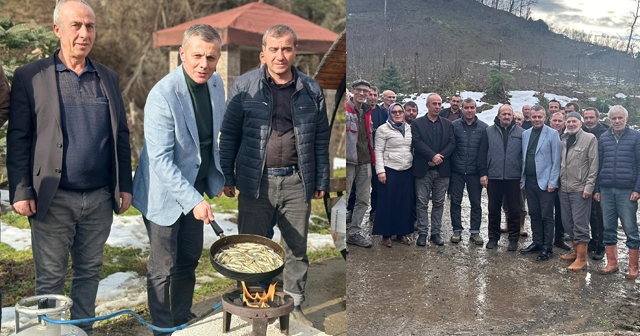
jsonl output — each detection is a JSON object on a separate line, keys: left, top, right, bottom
{"left": 372, "top": 103, "right": 415, "bottom": 247}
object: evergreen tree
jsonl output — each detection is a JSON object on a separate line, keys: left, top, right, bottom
{"left": 377, "top": 62, "right": 407, "bottom": 95}
{"left": 483, "top": 68, "right": 516, "bottom": 104}
{"left": 0, "top": 18, "right": 58, "bottom": 81}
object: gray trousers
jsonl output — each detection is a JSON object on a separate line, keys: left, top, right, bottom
{"left": 29, "top": 187, "right": 113, "bottom": 334}
{"left": 238, "top": 171, "right": 310, "bottom": 306}
{"left": 415, "top": 170, "right": 450, "bottom": 237}
{"left": 144, "top": 180, "right": 206, "bottom": 336}
{"left": 559, "top": 191, "right": 592, "bottom": 244}
{"left": 346, "top": 163, "right": 371, "bottom": 237}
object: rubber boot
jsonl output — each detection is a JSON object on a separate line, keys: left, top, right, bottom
{"left": 567, "top": 243, "right": 588, "bottom": 271}
{"left": 519, "top": 215, "right": 528, "bottom": 237}
{"left": 599, "top": 245, "right": 619, "bottom": 274}
{"left": 560, "top": 242, "right": 577, "bottom": 261}
{"left": 625, "top": 249, "right": 639, "bottom": 279}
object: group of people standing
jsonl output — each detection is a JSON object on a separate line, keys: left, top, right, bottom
{"left": 2, "top": 0, "right": 329, "bottom": 334}
{"left": 346, "top": 79, "right": 640, "bottom": 280}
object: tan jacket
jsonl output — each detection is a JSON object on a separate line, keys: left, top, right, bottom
{"left": 560, "top": 128, "right": 598, "bottom": 193}
{"left": 375, "top": 120, "right": 413, "bottom": 174}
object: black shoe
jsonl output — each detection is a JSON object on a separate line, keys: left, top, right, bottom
{"left": 553, "top": 240, "right": 571, "bottom": 250}
{"left": 430, "top": 234, "right": 444, "bottom": 246}
{"left": 416, "top": 234, "right": 427, "bottom": 247}
{"left": 469, "top": 233, "right": 484, "bottom": 245}
{"left": 591, "top": 246, "right": 605, "bottom": 260}
{"left": 508, "top": 240, "right": 519, "bottom": 251}
{"left": 536, "top": 250, "right": 553, "bottom": 261}
{"left": 520, "top": 243, "right": 543, "bottom": 254}
{"left": 347, "top": 234, "right": 372, "bottom": 248}
{"left": 174, "top": 312, "right": 197, "bottom": 326}
{"left": 485, "top": 238, "right": 499, "bottom": 249}
{"left": 450, "top": 232, "right": 462, "bottom": 243}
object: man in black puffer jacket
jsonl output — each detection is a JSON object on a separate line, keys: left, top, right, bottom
{"left": 449, "top": 98, "right": 488, "bottom": 246}
{"left": 219, "top": 25, "right": 330, "bottom": 325}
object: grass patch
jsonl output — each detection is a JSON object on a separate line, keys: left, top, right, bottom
{"left": 309, "top": 216, "right": 330, "bottom": 234}
{"left": 1, "top": 211, "right": 30, "bottom": 229}
{"left": 206, "top": 194, "right": 238, "bottom": 213}
{"left": 308, "top": 246, "right": 342, "bottom": 263}
{"left": 101, "top": 246, "right": 148, "bottom": 278}
{"left": 333, "top": 168, "right": 346, "bottom": 178}
{"left": 0, "top": 243, "right": 36, "bottom": 305}
{"left": 117, "top": 206, "right": 141, "bottom": 217}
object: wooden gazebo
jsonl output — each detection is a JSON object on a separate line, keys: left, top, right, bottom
{"left": 152, "top": 0, "right": 338, "bottom": 95}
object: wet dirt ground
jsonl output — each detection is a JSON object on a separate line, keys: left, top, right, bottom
{"left": 347, "top": 192, "right": 640, "bottom": 335}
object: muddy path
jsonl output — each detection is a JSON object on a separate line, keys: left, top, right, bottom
{"left": 347, "top": 193, "right": 640, "bottom": 335}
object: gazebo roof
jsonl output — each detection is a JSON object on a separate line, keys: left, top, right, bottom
{"left": 314, "top": 30, "right": 345, "bottom": 90}
{"left": 153, "top": 0, "right": 339, "bottom": 54}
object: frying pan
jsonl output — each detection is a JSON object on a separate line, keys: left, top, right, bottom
{"left": 208, "top": 221, "right": 286, "bottom": 282}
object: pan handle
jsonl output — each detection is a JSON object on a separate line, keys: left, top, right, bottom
{"left": 210, "top": 220, "right": 225, "bottom": 238}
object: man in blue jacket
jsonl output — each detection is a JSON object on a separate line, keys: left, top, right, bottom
{"left": 219, "top": 25, "right": 330, "bottom": 325}
{"left": 519, "top": 105, "right": 562, "bottom": 261}
{"left": 132, "top": 24, "right": 225, "bottom": 334}
{"left": 594, "top": 105, "right": 640, "bottom": 279}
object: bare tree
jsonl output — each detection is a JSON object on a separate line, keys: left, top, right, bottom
{"left": 626, "top": 0, "right": 640, "bottom": 54}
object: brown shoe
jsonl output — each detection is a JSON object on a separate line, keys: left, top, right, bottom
{"left": 397, "top": 235, "right": 411, "bottom": 245}
{"left": 599, "top": 245, "right": 619, "bottom": 274}
{"left": 381, "top": 237, "right": 393, "bottom": 248}
{"left": 568, "top": 243, "right": 588, "bottom": 271}
{"left": 519, "top": 215, "right": 528, "bottom": 237}
{"left": 625, "top": 249, "right": 639, "bottom": 279}
{"left": 560, "top": 243, "right": 577, "bottom": 261}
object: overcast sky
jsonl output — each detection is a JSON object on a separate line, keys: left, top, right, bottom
{"left": 529, "top": 0, "right": 639, "bottom": 38}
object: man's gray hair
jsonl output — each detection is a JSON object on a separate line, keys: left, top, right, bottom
{"left": 182, "top": 24, "right": 223, "bottom": 49}
{"left": 426, "top": 93, "right": 440, "bottom": 104}
{"left": 54, "top": 0, "right": 94, "bottom": 25}
{"left": 531, "top": 105, "right": 546, "bottom": 113}
{"left": 608, "top": 105, "right": 629, "bottom": 118}
{"left": 262, "top": 25, "right": 298, "bottom": 46}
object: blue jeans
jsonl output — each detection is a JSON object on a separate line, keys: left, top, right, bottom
{"left": 600, "top": 188, "right": 640, "bottom": 249}
{"left": 29, "top": 187, "right": 113, "bottom": 334}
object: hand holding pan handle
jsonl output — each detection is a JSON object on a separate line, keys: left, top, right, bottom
{"left": 210, "top": 221, "right": 225, "bottom": 238}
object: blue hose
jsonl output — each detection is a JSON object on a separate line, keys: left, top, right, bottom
{"left": 40, "top": 302, "right": 222, "bottom": 333}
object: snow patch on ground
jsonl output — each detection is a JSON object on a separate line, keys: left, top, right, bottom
{"left": 404, "top": 90, "right": 579, "bottom": 126}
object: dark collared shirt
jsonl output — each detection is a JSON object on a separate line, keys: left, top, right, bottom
{"left": 184, "top": 67, "right": 213, "bottom": 184}
{"left": 427, "top": 116, "right": 443, "bottom": 169}
{"left": 265, "top": 66, "right": 298, "bottom": 168}
{"left": 55, "top": 51, "right": 112, "bottom": 191}
{"left": 526, "top": 127, "right": 542, "bottom": 177}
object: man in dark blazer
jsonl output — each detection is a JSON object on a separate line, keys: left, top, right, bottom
{"left": 7, "top": 1, "right": 132, "bottom": 333}
{"left": 412, "top": 93, "right": 455, "bottom": 247}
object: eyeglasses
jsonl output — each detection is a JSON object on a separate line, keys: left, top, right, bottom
{"left": 390, "top": 110, "right": 404, "bottom": 115}
{"left": 353, "top": 88, "right": 370, "bottom": 94}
